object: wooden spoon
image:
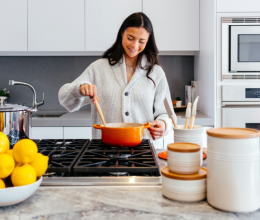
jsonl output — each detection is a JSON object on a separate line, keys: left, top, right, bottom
{"left": 94, "top": 99, "right": 107, "bottom": 127}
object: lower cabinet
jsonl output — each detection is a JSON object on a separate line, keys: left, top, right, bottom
{"left": 63, "top": 127, "right": 92, "bottom": 139}
{"left": 30, "top": 127, "right": 92, "bottom": 139}
{"left": 163, "top": 130, "right": 174, "bottom": 149}
{"left": 31, "top": 127, "right": 63, "bottom": 139}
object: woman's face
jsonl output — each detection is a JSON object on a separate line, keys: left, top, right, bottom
{"left": 122, "top": 27, "right": 150, "bottom": 59}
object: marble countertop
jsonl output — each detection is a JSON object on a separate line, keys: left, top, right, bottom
{"left": 31, "top": 109, "right": 214, "bottom": 127}
{"left": 1, "top": 185, "right": 259, "bottom": 220}
{"left": 1, "top": 150, "right": 259, "bottom": 219}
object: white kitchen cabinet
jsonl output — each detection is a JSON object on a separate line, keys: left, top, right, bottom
{"left": 31, "top": 127, "right": 63, "bottom": 139}
{"left": 0, "top": 0, "right": 27, "bottom": 51}
{"left": 28, "top": 0, "right": 84, "bottom": 51}
{"left": 143, "top": 0, "right": 199, "bottom": 51}
{"left": 202, "top": 126, "right": 213, "bottom": 149}
{"left": 85, "top": 0, "right": 142, "bottom": 52}
{"left": 217, "top": 0, "right": 260, "bottom": 13}
{"left": 163, "top": 130, "right": 174, "bottom": 149}
{"left": 64, "top": 127, "right": 92, "bottom": 139}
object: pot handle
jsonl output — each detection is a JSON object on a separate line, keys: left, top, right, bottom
{"left": 93, "top": 124, "right": 103, "bottom": 129}
{"left": 143, "top": 122, "right": 150, "bottom": 129}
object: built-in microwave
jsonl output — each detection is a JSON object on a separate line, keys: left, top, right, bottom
{"left": 222, "top": 17, "right": 260, "bottom": 80}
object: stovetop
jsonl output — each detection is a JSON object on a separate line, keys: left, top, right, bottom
{"left": 33, "top": 139, "right": 163, "bottom": 186}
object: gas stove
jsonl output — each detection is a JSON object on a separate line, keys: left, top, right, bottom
{"left": 33, "top": 139, "right": 164, "bottom": 186}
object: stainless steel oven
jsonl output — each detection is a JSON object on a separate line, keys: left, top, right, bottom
{"left": 222, "top": 17, "right": 260, "bottom": 80}
{"left": 222, "top": 85, "right": 260, "bottom": 130}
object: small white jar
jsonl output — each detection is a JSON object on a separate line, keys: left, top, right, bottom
{"left": 207, "top": 127, "right": 260, "bottom": 213}
{"left": 167, "top": 142, "right": 201, "bottom": 174}
{"left": 161, "top": 166, "right": 207, "bottom": 202}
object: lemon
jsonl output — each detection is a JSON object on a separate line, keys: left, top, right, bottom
{"left": 0, "top": 154, "right": 15, "bottom": 178}
{"left": 13, "top": 139, "right": 38, "bottom": 164}
{"left": 6, "top": 149, "right": 12, "bottom": 157}
{"left": 0, "top": 132, "right": 9, "bottom": 153}
{"left": 0, "top": 179, "right": 5, "bottom": 189}
{"left": 30, "top": 153, "right": 49, "bottom": 177}
{"left": 6, "top": 149, "right": 19, "bottom": 166}
{"left": 11, "top": 164, "right": 36, "bottom": 187}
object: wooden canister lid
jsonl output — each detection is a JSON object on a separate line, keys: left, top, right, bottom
{"left": 161, "top": 166, "right": 207, "bottom": 180}
{"left": 207, "top": 127, "right": 260, "bottom": 139}
{"left": 167, "top": 142, "right": 200, "bottom": 153}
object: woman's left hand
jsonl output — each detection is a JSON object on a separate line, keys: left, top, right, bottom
{"left": 148, "top": 120, "right": 166, "bottom": 140}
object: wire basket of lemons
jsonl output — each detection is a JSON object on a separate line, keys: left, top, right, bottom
{"left": 0, "top": 132, "right": 49, "bottom": 206}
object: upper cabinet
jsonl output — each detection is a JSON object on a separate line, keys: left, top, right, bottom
{"left": 0, "top": 0, "right": 200, "bottom": 54}
{"left": 143, "top": 0, "right": 199, "bottom": 51}
{"left": 217, "top": 0, "right": 260, "bottom": 13}
{"left": 85, "top": 0, "right": 142, "bottom": 52}
{"left": 28, "top": 0, "right": 84, "bottom": 51}
{"left": 0, "top": 0, "right": 27, "bottom": 51}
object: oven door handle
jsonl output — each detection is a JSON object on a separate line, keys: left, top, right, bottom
{"left": 222, "top": 102, "right": 260, "bottom": 106}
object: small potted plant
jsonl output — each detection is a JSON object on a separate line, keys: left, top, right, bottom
{"left": 175, "top": 97, "right": 182, "bottom": 107}
{"left": 0, "top": 88, "right": 10, "bottom": 103}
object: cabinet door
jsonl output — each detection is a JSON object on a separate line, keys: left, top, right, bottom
{"left": 31, "top": 127, "right": 63, "bottom": 139}
{"left": 217, "top": 0, "right": 260, "bottom": 12}
{"left": 163, "top": 130, "right": 174, "bottom": 149}
{"left": 143, "top": 0, "right": 199, "bottom": 51}
{"left": 85, "top": 0, "right": 142, "bottom": 52}
{"left": 28, "top": 0, "right": 84, "bottom": 51}
{"left": 64, "top": 127, "right": 92, "bottom": 139}
{"left": 0, "top": 0, "right": 27, "bottom": 51}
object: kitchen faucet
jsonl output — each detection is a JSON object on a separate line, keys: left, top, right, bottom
{"left": 9, "top": 80, "right": 44, "bottom": 110}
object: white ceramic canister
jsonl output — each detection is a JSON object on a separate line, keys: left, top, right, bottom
{"left": 161, "top": 166, "right": 207, "bottom": 202}
{"left": 174, "top": 125, "right": 204, "bottom": 165}
{"left": 207, "top": 127, "right": 260, "bottom": 213}
{"left": 167, "top": 142, "right": 201, "bottom": 174}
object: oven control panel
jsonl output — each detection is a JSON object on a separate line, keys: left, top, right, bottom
{"left": 246, "top": 88, "right": 260, "bottom": 98}
{"left": 222, "top": 85, "right": 260, "bottom": 102}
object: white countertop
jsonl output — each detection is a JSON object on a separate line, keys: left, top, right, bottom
{"left": 31, "top": 109, "right": 214, "bottom": 127}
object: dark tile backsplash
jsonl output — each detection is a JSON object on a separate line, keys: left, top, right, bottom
{"left": 0, "top": 56, "right": 193, "bottom": 110}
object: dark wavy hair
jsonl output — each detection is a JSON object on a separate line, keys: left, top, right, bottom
{"left": 102, "top": 12, "right": 160, "bottom": 86}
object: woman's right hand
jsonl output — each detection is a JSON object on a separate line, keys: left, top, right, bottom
{"left": 79, "top": 84, "right": 99, "bottom": 103}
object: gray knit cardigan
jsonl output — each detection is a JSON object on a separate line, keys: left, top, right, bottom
{"left": 58, "top": 55, "right": 176, "bottom": 148}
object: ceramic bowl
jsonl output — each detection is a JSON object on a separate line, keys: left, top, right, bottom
{"left": 0, "top": 176, "right": 42, "bottom": 207}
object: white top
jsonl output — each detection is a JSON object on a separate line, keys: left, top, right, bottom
{"left": 58, "top": 55, "right": 176, "bottom": 148}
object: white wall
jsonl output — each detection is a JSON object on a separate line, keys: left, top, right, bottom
{"left": 194, "top": 0, "right": 216, "bottom": 122}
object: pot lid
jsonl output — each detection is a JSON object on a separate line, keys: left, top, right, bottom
{"left": 0, "top": 103, "right": 31, "bottom": 112}
{"left": 167, "top": 142, "right": 200, "bottom": 153}
{"left": 161, "top": 166, "right": 207, "bottom": 180}
{"left": 207, "top": 127, "right": 260, "bottom": 139}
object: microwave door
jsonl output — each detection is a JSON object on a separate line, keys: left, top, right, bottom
{"left": 222, "top": 107, "right": 260, "bottom": 129}
{"left": 230, "top": 25, "right": 260, "bottom": 72}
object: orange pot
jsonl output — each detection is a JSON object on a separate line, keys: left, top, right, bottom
{"left": 93, "top": 122, "right": 150, "bottom": 147}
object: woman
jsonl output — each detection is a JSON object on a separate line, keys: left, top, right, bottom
{"left": 58, "top": 12, "right": 176, "bottom": 148}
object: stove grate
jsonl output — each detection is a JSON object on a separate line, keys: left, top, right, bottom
{"left": 73, "top": 139, "right": 160, "bottom": 176}
{"left": 32, "top": 139, "right": 89, "bottom": 172}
